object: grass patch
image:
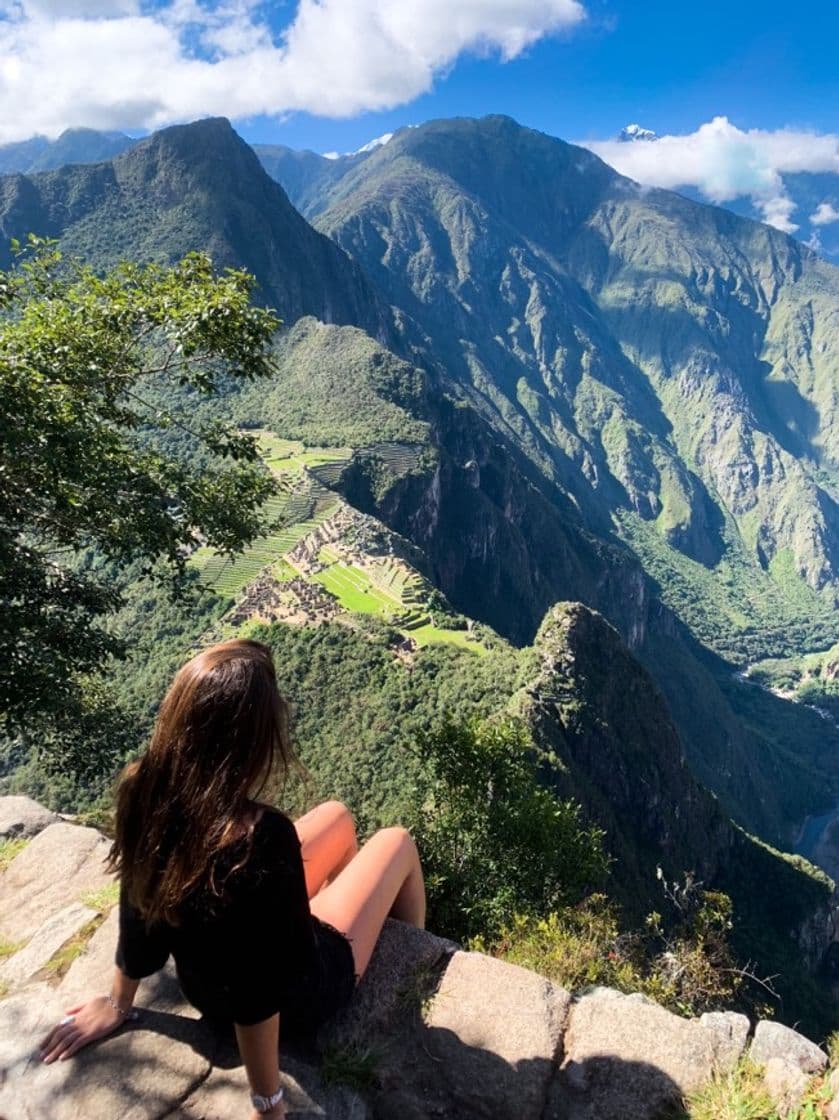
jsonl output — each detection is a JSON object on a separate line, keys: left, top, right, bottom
{"left": 36, "top": 916, "right": 105, "bottom": 984}
{"left": 319, "top": 1041, "right": 381, "bottom": 1094}
{"left": 81, "top": 881, "right": 120, "bottom": 914}
{"left": 411, "top": 623, "right": 486, "bottom": 654}
{"left": 0, "top": 936, "right": 24, "bottom": 960}
{"left": 314, "top": 563, "right": 399, "bottom": 617}
{"left": 684, "top": 1059, "right": 836, "bottom": 1120}
{"left": 685, "top": 1061, "right": 774, "bottom": 1120}
{"left": 0, "top": 837, "right": 28, "bottom": 872}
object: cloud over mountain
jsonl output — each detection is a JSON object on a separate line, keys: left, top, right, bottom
{"left": 0, "top": 0, "right": 585, "bottom": 141}
{"left": 584, "top": 116, "right": 839, "bottom": 234}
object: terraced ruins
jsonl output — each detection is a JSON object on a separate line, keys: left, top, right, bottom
{"left": 190, "top": 432, "right": 484, "bottom": 653}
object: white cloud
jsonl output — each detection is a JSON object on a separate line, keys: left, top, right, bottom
{"left": 583, "top": 116, "right": 839, "bottom": 234}
{"left": 0, "top": 0, "right": 586, "bottom": 142}
{"left": 811, "top": 201, "right": 839, "bottom": 226}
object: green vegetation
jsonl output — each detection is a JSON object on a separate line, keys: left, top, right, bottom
{"left": 618, "top": 512, "right": 836, "bottom": 666}
{"left": 319, "top": 1042, "right": 381, "bottom": 1093}
{"left": 0, "top": 936, "right": 24, "bottom": 959}
{"left": 0, "top": 237, "right": 279, "bottom": 728}
{"left": 80, "top": 881, "right": 120, "bottom": 914}
{"left": 407, "top": 718, "right": 609, "bottom": 943}
{"left": 236, "top": 317, "right": 430, "bottom": 450}
{"left": 685, "top": 1062, "right": 776, "bottom": 1120}
{"left": 0, "top": 837, "right": 28, "bottom": 872}
{"left": 746, "top": 644, "right": 839, "bottom": 722}
{"left": 36, "top": 916, "right": 105, "bottom": 983}
{"left": 685, "top": 1059, "right": 835, "bottom": 1120}
{"left": 488, "top": 884, "right": 746, "bottom": 1020}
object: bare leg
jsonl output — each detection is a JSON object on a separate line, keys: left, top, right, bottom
{"left": 309, "top": 827, "right": 426, "bottom": 978}
{"left": 293, "top": 800, "right": 358, "bottom": 899}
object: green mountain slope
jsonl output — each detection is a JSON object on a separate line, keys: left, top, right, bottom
{"left": 0, "top": 118, "right": 389, "bottom": 337}
{"left": 296, "top": 115, "right": 836, "bottom": 655}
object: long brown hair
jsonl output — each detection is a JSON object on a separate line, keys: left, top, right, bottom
{"left": 108, "top": 638, "right": 296, "bottom": 925}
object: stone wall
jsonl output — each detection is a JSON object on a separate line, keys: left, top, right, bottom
{"left": 0, "top": 797, "right": 832, "bottom": 1120}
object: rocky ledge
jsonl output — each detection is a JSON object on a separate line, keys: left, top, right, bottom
{"left": 0, "top": 796, "right": 835, "bottom": 1120}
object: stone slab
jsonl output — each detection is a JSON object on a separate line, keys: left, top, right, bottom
{"left": 697, "top": 1011, "right": 751, "bottom": 1066}
{"left": 547, "top": 988, "right": 738, "bottom": 1120}
{"left": 0, "top": 796, "right": 58, "bottom": 839}
{"left": 0, "top": 822, "right": 111, "bottom": 942}
{"left": 176, "top": 1048, "right": 369, "bottom": 1119}
{"left": 0, "top": 983, "right": 214, "bottom": 1120}
{"left": 750, "top": 1020, "right": 828, "bottom": 1074}
{"left": 0, "top": 901, "right": 97, "bottom": 989}
{"left": 320, "top": 918, "right": 456, "bottom": 1049}
{"left": 422, "top": 949, "right": 570, "bottom": 1119}
{"left": 762, "top": 1057, "right": 810, "bottom": 1113}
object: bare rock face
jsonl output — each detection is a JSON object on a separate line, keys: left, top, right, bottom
{"left": 1, "top": 801, "right": 836, "bottom": 1120}
{"left": 749, "top": 1020, "right": 828, "bottom": 1074}
{"left": 420, "top": 951, "right": 571, "bottom": 1119}
{"left": 0, "top": 821, "right": 111, "bottom": 943}
{"left": 0, "top": 983, "right": 214, "bottom": 1120}
{"left": 0, "top": 795, "right": 58, "bottom": 839}
{"left": 762, "top": 1057, "right": 811, "bottom": 1114}
{"left": 697, "top": 1010, "right": 751, "bottom": 1066}
{"left": 547, "top": 988, "right": 746, "bottom": 1120}
{"left": 0, "top": 901, "right": 98, "bottom": 990}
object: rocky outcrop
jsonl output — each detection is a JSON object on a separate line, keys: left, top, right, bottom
{"left": 0, "top": 794, "right": 58, "bottom": 839}
{"left": 0, "top": 799, "right": 832, "bottom": 1120}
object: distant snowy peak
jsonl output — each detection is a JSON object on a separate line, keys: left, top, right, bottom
{"left": 353, "top": 131, "right": 395, "bottom": 155}
{"left": 322, "top": 126, "right": 416, "bottom": 162}
{"left": 619, "top": 123, "right": 658, "bottom": 143}
{"left": 321, "top": 130, "right": 395, "bottom": 161}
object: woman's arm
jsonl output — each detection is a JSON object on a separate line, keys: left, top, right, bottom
{"left": 235, "top": 1014, "right": 286, "bottom": 1119}
{"left": 39, "top": 966, "right": 140, "bottom": 1063}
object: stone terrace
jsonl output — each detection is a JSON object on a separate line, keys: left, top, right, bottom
{"left": 0, "top": 797, "right": 834, "bottom": 1120}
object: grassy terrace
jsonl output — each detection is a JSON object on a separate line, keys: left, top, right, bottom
{"left": 189, "top": 433, "right": 348, "bottom": 598}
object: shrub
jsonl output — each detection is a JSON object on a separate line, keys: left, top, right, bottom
{"left": 407, "top": 717, "right": 608, "bottom": 943}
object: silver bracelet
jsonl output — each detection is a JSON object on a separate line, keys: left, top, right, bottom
{"left": 251, "top": 1086, "right": 284, "bottom": 1113}
{"left": 107, "top": 994, "right": 139, "bottom": 1020}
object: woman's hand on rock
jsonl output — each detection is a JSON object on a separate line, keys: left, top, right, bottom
{"left": 39, "top": 996, "right": 126, "bottom": 1063}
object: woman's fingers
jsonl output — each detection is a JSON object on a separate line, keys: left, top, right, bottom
{"left": 42, "top": 1030, "right": 80, "bottom": 1064}
{"left": 60, "top": 1034, "right": 88, "bottom": 1060}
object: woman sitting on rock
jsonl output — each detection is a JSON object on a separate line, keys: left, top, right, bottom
{"left": 38, "top": 638, "right": 426, "bottom": 1119}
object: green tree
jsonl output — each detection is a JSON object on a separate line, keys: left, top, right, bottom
{"left": 408, "top": 717, "right": 608, "bottom": 943}
{"left": 1, "top": 236, "right": 280, "bottom": 724}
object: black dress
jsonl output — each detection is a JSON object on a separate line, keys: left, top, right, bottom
{"left": 115, "top": 807, "right": 357, "bottom": 1035}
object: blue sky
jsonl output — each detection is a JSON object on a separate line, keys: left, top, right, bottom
{"left": 242, "top": 0, "right": 839, "bottom": 154}
{"left": 0, "top": 1, "right": 837, "bottom": 240}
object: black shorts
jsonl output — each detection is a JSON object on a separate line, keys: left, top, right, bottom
{"left": 281, "top": 917, "right": 357, "bottom": 1040}
{"left": 178, "top": 917, "right": 357, "bottom": 1039}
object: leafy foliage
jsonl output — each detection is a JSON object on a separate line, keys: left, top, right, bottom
{"left": 488, "top": 879, "right": 745, "bottom": 1020}
{"left": 406, "top": 717, "right": 609, "bottom": 942}
{"left": 0, "top": 237, "right": 279, "bottom": 724}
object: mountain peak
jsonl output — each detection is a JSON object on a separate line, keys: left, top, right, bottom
{"left": 619, "top": 123, "right": 658, "bottom": 142}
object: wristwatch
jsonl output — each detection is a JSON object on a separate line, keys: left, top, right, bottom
{"left": 251, "top": 1086, "right": 284, "bottom": 1113}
